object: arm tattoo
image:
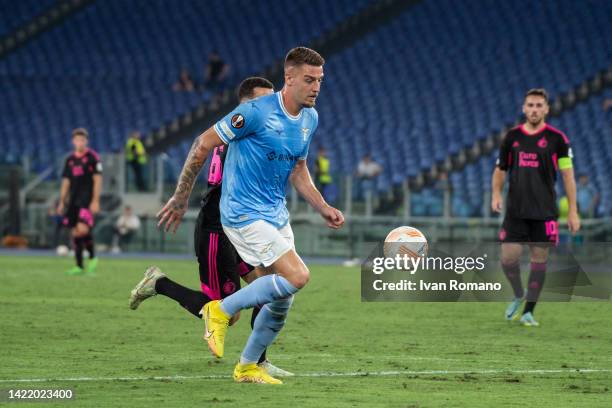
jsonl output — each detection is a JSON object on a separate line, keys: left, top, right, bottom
{"left": 173, "top": 136, "right": 207, "bottom": 207}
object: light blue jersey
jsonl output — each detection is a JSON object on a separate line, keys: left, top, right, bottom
{"left": 213, "top": 92, "right": 318, "bottom": 228}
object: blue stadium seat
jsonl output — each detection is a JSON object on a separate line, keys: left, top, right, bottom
{"left": 0, "top": 0, "right": 373, "bottom": 171}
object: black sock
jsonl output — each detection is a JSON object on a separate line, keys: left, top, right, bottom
{"left": 74, "top": 237, "right": 84, "bottom": 268}
{"left": 155, "top": 277, "right": 210, "bottom": 318}
{"left": 84, "top": 233, "right": 95, "bottom": 259}
{"left": 502, "top": 261, "right": 523, "bottom": 298}
{"left": 524, "top": 262, "right": 546, "bottom": 314}
{"left": 251, "top": 305, "right": 267, "bottom": 363}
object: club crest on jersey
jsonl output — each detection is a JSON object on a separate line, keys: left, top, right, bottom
{"left": 537, "top": 137, "right": 547, "bottom": 148}
{"left": 302, "top": 128, "right": 309, "bottom": 141}
{"left": 231, "top": 114, "right": 245, "bottom": 129}
{"left": 512, "top": 141, "right": 520, "bottom": 148}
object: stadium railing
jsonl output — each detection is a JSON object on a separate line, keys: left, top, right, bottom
{"left": 4, "top": 156, "right": 611, "bottom": 255}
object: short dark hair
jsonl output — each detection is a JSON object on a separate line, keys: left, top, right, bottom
{"left": 525, "top": 88, "right": 549, "bottom": 103}
{"left": 72, "top": 127, "right": 89, "bottom": 139}
{"left": 237, "top": 77, "right": 274, "bottom": 101}
{"left": 284, "top": 47, "right": 325, "bottom": 69}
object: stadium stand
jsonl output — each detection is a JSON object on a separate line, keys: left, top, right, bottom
{"left": 0, "top": 0, "right": 373, "bottom": 170}
{"left": 314, "top": 0, "right": 611, "bottom": 188}
{"left": 167, "top": 0, "right": 611, "bottom": 201}
{"left": 1, "top": 0, "right": 610, "bottom": 216}
{"left": 0, "top": 0, "right": 57, "bottom": 37}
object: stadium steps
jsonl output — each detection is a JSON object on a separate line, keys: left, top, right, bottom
{"left": 412, "top": 65, "right": 612, "bottom": 190}
{"left": 0, "top": 0, "right": 96, "bottom": 59}
{"left": 145, "top": 0, "right": 423, "bottom": 154}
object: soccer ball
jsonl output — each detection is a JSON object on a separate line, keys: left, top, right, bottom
{"left": 383, "top": 226, "right": 428, "bottom": 259}
{"left": 56, "top": 245, "right": 69, "bottom": 256}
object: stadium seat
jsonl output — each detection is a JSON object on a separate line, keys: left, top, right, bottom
{"left": 0, "top": 0, "right": 373, "bottom": 171}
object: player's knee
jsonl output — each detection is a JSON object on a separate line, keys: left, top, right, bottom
{"left": 75, "top": 223, "right": 89, "bottom": 237}
{"left": 288, "top": 264, "right": 309, "bottom": 289}
{"left": 241, "top": 268, "right": 261, "bottom": 284}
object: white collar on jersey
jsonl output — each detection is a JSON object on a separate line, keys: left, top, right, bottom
{"left": 277, "top": 91, "right": 303, "bottom": 121}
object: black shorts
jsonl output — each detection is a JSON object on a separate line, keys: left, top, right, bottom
{"left": 499, "top": 216, "right": 559, "bottom": 245}
{"left": 194, "top": 211, "right": 254, "bottom": 300}
{"left": 62, "top": 205, "right": 94, "bottom": 228}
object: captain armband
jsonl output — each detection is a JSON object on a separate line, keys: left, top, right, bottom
{"left": 558, "top": 157, "right": 573, "bottom": 170}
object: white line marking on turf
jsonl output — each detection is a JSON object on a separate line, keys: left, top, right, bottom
{"left": 0, "top": 368, "right": 610, "bottom": 383}
{"left": 274, "top": 356, "right": 465, "bottom": 363}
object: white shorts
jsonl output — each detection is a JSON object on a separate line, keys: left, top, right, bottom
{"left": 223, "top": 220, "right": 295, "bottom": 267}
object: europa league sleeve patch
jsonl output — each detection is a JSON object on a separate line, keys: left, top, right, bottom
{"left": 231, "top": 114, "right": 245, "bottom": 129}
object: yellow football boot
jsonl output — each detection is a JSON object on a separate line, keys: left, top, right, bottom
{"left": 201, "top": 300, "right": 230, "bottom": 358}
{"left": 233, "top": 362, "right": 283, "bottom": 384}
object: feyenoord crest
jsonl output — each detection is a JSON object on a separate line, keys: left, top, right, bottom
{"left": 537, "top": 137, "right": 548, "bottom": 148}
{"left": 302, "top": 127, "right": 309, "bottom": 141}
{"left": 231, "top": 114, "right": 245, "bottom": 129}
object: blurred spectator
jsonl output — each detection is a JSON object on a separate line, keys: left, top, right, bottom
{"left": 314, "top": 147, "right": 334, "bottom": 203}
{"left": 204, "top": 51, "right": 230, "bottom": 92}
{"left": 355, "top": 154, "right": 382, "bottom": 200}
{"left": 125, "top": 131, "right": 147, "bottom": 191}
{"left": 602, "top": 98, "right": 612, "bottom": 111}
{"left": 173, "top": 68, "right": 195, "bottom": 92}
{"left": 576, "top": 174, "right": 599, "bottom": 218}
{"left": 111, "top": 206, "right": 141, "bottom": 253}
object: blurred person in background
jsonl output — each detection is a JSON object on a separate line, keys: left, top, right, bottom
{"left": 314, "top": 146, "right": 334, "bottom": 203}
{"left": 111, "top": 206, "right": 141, "bottom": 253}
{"left": 57, "top": 128, "right": 102, "bottom": 275}
{"left": 125, "top": 131, "right": 147, "bottom": 191}
{"left": 173, "top": 68, "right": 195, "bottom": 92}
{"left": 203, "top": 50, "right": 230, "bottom": 92}
{"left": 576, "top": 174, "right": 599, "bottom": 218}
{"left": 355, "top": 153, "right": 382, "bottom": 200}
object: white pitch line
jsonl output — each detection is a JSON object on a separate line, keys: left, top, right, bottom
{"left": 272, "top": 354, "right": 464, "bottom": 362}
{"left": 0, "top": 368, "right": 610, "bottom": 384}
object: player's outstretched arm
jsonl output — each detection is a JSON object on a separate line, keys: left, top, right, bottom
{"left": 157, "top": 127, "right": 224, "bottom": 233}
{"left": 290, "top": 160, "right": 344, "bottom": 229}
{"left": 561, "top": 167, "right": 580, "bottom": 234}
{"left": 491, "top": 168, "right": 506, "bottom": 213}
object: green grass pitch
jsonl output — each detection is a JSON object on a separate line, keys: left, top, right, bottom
{"left": 0, "top": 255, "right": 610, "bottom": 407}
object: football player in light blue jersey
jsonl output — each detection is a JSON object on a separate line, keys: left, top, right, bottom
{"left": 157, "top": 47, "right": 344, "bottom": 384}
{"left": 214, "top": 88, "right": 318, "bottom": 230}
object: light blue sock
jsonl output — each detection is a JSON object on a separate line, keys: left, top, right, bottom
{"left": 240, "top": 296, "right": 293, "bottom": 364}
{"left": 220, "top": 274, "right": 298, "bottom": 316}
